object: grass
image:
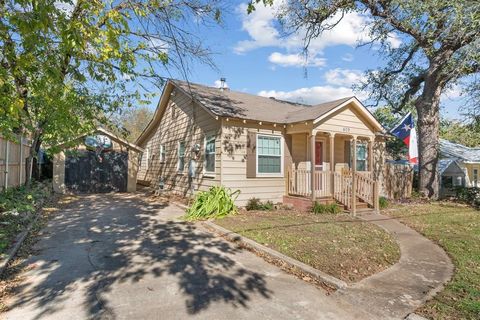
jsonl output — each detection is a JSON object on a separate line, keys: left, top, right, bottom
{"left": 216, "top": 209, "right": 400, "bottom": 283}
{"left": 0, "top": 181, "right": 52, "bottom": 256}
{"left": 385, "top": 202, "right": 479, "bottom": 320}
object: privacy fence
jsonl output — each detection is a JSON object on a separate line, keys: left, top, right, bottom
{"left": 382, "top": 162, "right": 414, "bottom": 199}
{"left": 0, "top": 135, "right": 30, "bottom": 190}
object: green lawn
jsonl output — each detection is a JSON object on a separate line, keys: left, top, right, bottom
{"left": 385, "top": 203, "right": 480, "bottom": 320}
{"left": 216, "top": 210, "right": 400, "bottom": 283}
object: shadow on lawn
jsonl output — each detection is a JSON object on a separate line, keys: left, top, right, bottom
{"left": 6, "top": 194, "right": 271, "bottom": 319}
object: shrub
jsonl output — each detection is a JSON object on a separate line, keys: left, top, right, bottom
{"left": 312, "top": 201, "right": 341, "bottom": 214}
{"left": 184, "top": 186, "right": 240, "bottom": 221}
{"left": 379, "top": 196, "right": 389, "bottom": 209}
{"left": 246, "top": 198, "right": 274, "bottom": 211}
{"left": 246, "top": 197, "right": 261, "bottom": 211}
{"left": 454, "top": 187, "right": 480, "bottom": 208}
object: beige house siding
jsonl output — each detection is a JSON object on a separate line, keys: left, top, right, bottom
{"left": 462, "top": 163, "right": 479, "bottom": 187}
{"left": 137, "top": 89, "right": 220, "bottom": 196}
{"left": 315, "top": 105, "right": 376, "bottom": 137}
{"left": 221, "top": 120, "right": 287, "bottom": 206}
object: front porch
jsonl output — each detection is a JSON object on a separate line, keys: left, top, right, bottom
{"left": 284, "top": 130, "right": 380, "bottom": 214}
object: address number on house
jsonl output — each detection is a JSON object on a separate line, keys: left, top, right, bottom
{"left": 342, "top": 127, "right": 351, "bottom": 133}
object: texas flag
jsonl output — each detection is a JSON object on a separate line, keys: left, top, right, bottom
{"left": 391, "top": 112, "right": 418, "bottom": 164}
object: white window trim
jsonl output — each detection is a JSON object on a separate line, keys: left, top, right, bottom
{"left": 160, "top": 144, "right": 166, "bottom": 163}
{"left": 203, "top": 133, "right": 216, "bottom": 177}
{"left": 145, "top": 148, "right": 150, "bottom": 170}
{"left": 256, "top": 134, "right": 284, "bottom": 177}
{"left": 177, "top": 141, "right": 185, "bottom": 173}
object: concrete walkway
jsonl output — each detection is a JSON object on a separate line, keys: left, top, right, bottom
{"left": 334, "top": 212, "right": 454, "bottom": 320}
{"left": 4, "top": 194, "right": 374, "bottom": 320}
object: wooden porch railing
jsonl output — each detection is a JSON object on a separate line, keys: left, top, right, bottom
{"left": 287, "top": 168, "right": 332, "bottom": 198}
{"left": 287, "top": 167, "right": 378, "bottom": 212}
{"left": 355, "top": 172, "right": 375, "bottom": 206}
{"left": 333, "top": 171, "right": 352, "bottom": 210}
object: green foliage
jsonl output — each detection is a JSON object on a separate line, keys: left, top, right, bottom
{"left": 184, "top": 186, "right": 240, "bottom": 221}
{"left": 246, "top": 198, "right": 274, "bottom": 211}
{"left": 379, "top": 196, "right": 389, "bottom": 209}
{"left": 455, "top": 187, "right": 480, "bottom": 208}
{"left": 311, "top": 202, "right": 341, "bottom": 214}
{"left": 440, "top": 118, "right": 480, "bottom": 148}
{"left": 0, "top": 181, "right": 52, "bottom": 254}
{"left": 0, "top": 0, "right": 222, "bottom": 163}
{"left": 373, "top": 106, "right": 409, "bottom": 159}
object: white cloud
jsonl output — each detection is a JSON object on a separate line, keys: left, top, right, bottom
{"left": 324, "top": 68, "right": 365, "bottom": 86}
{"left": 268, "top": 52, "right": 326, "bottom": 67}
{"left": 214, "top": 79, "right": 229, "bottom": 88}
{"left": 258, "top": 85, "right": 366, "bottom": 105}
{"left": 342, "top": 53, "right": 354, "bottom": 62}
{"left": 442, "top": 85, "right": 462, "bottom": 99}
{"left": 234, "top": 3, "right": 400, "bottom": 55}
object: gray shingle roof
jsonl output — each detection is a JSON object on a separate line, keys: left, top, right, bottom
{"left": 172, "top": 80, "right": 353, "bottom": 124}
{"left": 440, "top": 139, "right": 480, "bottom": 163}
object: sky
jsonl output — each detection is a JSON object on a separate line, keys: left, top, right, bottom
{"left": 152, "top": 0, "right": 466, "bottom": 121}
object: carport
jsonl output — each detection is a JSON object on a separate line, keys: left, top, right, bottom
{"left": 53, "top": 128, "right": 143, "bottom": 193}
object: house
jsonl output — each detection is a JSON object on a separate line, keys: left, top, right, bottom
{"left": 53, "top": 128, "right": 143, "bottom": 194}
{"left": 440, "top": 139, "right": 480, "bottom": 187}
{"left": 135, "top": 80, "right": 387, "bottom": 214}
{"left": 437, "top": 159, "right": 466, "bottom": 197}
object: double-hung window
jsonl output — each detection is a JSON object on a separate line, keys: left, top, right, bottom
{"left": 204, "top": 135, "right": 215, "bottom": 174}
{"left": 160, "top": 145, "right": 166, "bottom": 163}
{"left": 356, "top": 143, "right": 367, "bottom": 171}
{"left": 178, "top": 142, "right": 185, "bottom": 172}
{"left": 257, "top": 135, "right": 283, "bottom": 175}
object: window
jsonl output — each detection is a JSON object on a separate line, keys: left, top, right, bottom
{"left": 347, "top": 142, "right": 367, "bottom": 171}
{"left": 474, "top": 169, "right": 478, "bottom": 187}
{"left": 257, "top": 135, "right": 283, "bottom": 175}
{"left": 204, "top": 135, "right": 215, "bottom": 173}
{"left": 160, "top": 145, "right": 166, "bottom": 163}
{"left": 178, "top": 142, "right": 185, "bottom": 172}
{"left": 356, "top": 143, "right": 367, "bottom": 171}
{"left": 442, "top": 176, "right": 453, "bottom": 189}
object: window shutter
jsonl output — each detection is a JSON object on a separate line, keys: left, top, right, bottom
{"left": 246, "top": 131, "right": 257, "bottom": 178}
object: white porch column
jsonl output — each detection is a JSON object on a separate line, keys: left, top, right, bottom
{"left": 310, "top": 131, "right": 316, "bottom": 202}
{"left": 368, "top": 137, "right": 374, "bottom": 173}
{"left": 351, "top": 136, "right": 357, "bottom": 216}
{"left": 329, "top": 133, "right": 335, "bottom": 197}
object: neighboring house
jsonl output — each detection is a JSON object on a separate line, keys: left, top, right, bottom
{"left": 136, "top": 80, "right": 387, "bottom": 214}
{"left": 437, "top": 159, "right": 466, "bottom": 197}
{"left": 440, "top": 139, "right": 480, "bottom": 187}
{"left": 53, "top": 128, "right": 143, "bottom": 194}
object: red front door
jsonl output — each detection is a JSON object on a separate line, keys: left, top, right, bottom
{"left": 315, "top": 141, "right": 323, "bottom": 169}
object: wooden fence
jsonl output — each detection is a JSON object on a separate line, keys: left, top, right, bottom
{"left": 383, "top": 162, "right": 414, "bottom": 199}
{"left": 0, "top": 135, "right": 30, "bottom": 190}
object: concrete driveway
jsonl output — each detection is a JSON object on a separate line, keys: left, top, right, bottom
{"left": 4, "top": 193, "right": 372, "bottom": 320}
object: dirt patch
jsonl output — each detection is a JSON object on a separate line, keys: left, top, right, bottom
{"left": 216, "top": 209, "right": 400, "bottom": 283}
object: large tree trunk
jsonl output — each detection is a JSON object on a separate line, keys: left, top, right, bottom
{"left": 25, "top": 130, "right": 43, "bottom": 185}
{"left": 415, "top": 77, "right": 444, "bottom": 199}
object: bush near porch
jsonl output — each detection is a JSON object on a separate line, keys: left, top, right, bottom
{"left": 215, "top": 209, "right": 400, "bottom": 283}
{"left": 384, "top": 203, "right": 479, "bottom": 320}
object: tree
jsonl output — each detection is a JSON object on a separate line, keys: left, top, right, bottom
{"left": 440, "top": 117, "right": 480, "bottom": 148}
{"left": 372, "top": 106, "right": 407, "bottom": 160}
{"left": 111, "top": 106, "right": 154, "bottom": 142}
{"left": 250, "top": 0, "right": 480, "bottom": 198}
{"left": 0, "top": 0, "right": 222, "bottom": 181}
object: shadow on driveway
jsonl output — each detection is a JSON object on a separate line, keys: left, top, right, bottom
{"left": 5, "top": 194, "right": 271, "bottom": 319}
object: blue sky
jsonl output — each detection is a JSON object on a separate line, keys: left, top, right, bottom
{"left": 154, "top": 0, "right": 465, "bottom": 120}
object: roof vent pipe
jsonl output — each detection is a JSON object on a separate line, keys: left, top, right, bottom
{"left": 220, "top": 77, "right": 226, "bottom": 91}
